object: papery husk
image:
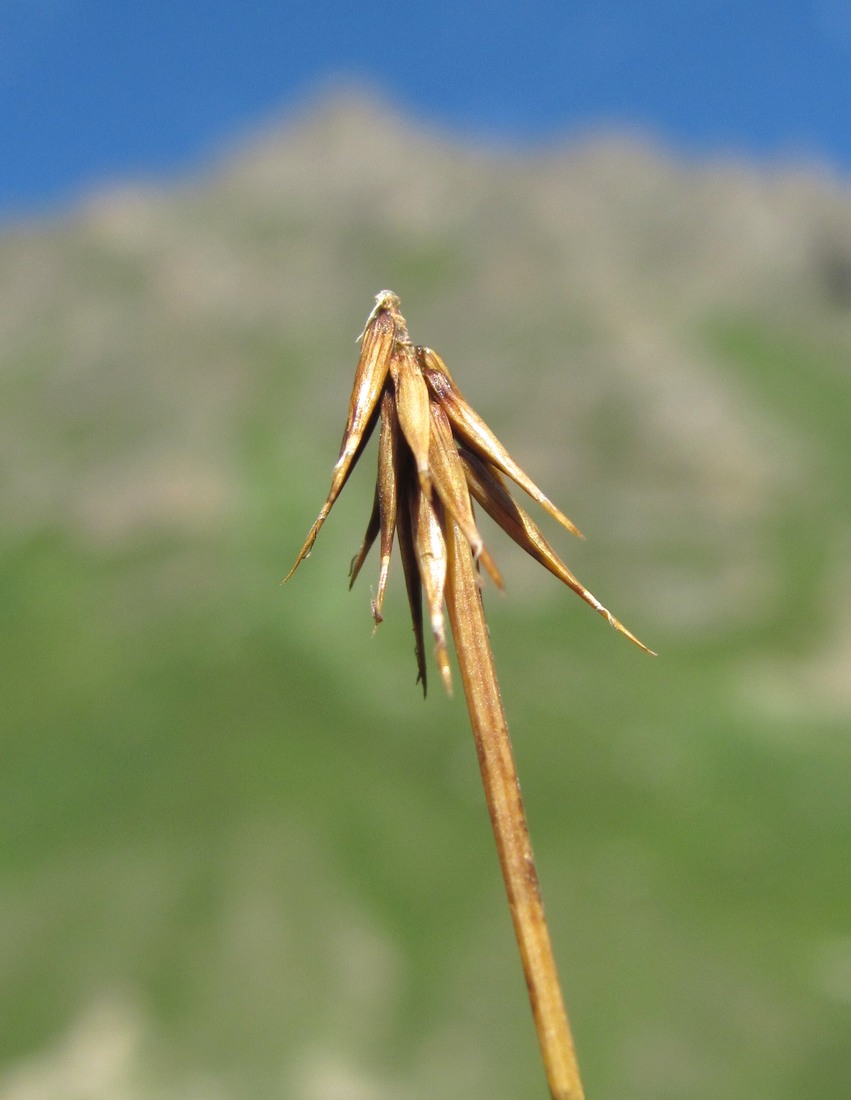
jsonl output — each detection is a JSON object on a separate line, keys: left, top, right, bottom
{"left": 420, "top": 346, "right": 583, "bottom": 540}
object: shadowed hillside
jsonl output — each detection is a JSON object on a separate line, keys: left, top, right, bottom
{"left": 2, "top": 90, "right": 850, "bottom": 1099}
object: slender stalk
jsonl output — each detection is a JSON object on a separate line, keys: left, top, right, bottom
{"left": 289, "top": 291, "right": 652, "bottom": 1095}
{"left": 444, "top": 519, "right": 585, "bottom": 1100}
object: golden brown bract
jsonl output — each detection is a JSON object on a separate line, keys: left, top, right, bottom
{"left": 286, "top": 289, "right": 654, "bottom": 692}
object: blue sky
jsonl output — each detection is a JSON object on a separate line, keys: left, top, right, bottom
{"left": 2, "top": 1, "right": 851, "bottom": 222}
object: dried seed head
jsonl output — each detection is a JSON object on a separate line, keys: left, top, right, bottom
{"left": 287, "top": 291, "right": 654, "bottom": 690}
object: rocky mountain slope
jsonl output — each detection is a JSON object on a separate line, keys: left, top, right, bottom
{"left": 1, "top": 90, "right": 850, "bottom": 1100}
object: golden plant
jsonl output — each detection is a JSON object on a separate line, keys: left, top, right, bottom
{"left": 287, "top": 290, "right": 653, "bottom": 1099}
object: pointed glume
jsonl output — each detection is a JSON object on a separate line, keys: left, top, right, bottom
{"left": 287, "top": 292, "right": 655, "bottom": 689}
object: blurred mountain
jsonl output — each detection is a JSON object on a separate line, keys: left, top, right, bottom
{"left": 4, "top": 90, "right": 851, "bottom": 636}
{"left": 2, "top": 89, "right": 850, "bottom": 1100}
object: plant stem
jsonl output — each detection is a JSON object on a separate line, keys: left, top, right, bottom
{"left": 444, "top": 520, "right": 585, "bottom": 1100}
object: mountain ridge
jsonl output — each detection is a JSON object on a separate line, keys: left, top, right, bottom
{"left": 1, "top": 93, "right": 847, "bottom": 666}
{"left": 3, "top": 90, "right": 847, "bottom": 610}
{"left": 2, "top": 88, "right": 851, "bottom": 1100}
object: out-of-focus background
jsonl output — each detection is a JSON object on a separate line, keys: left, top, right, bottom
{"left": 2, "top": 5, "right": 851, "bottom": 1099}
